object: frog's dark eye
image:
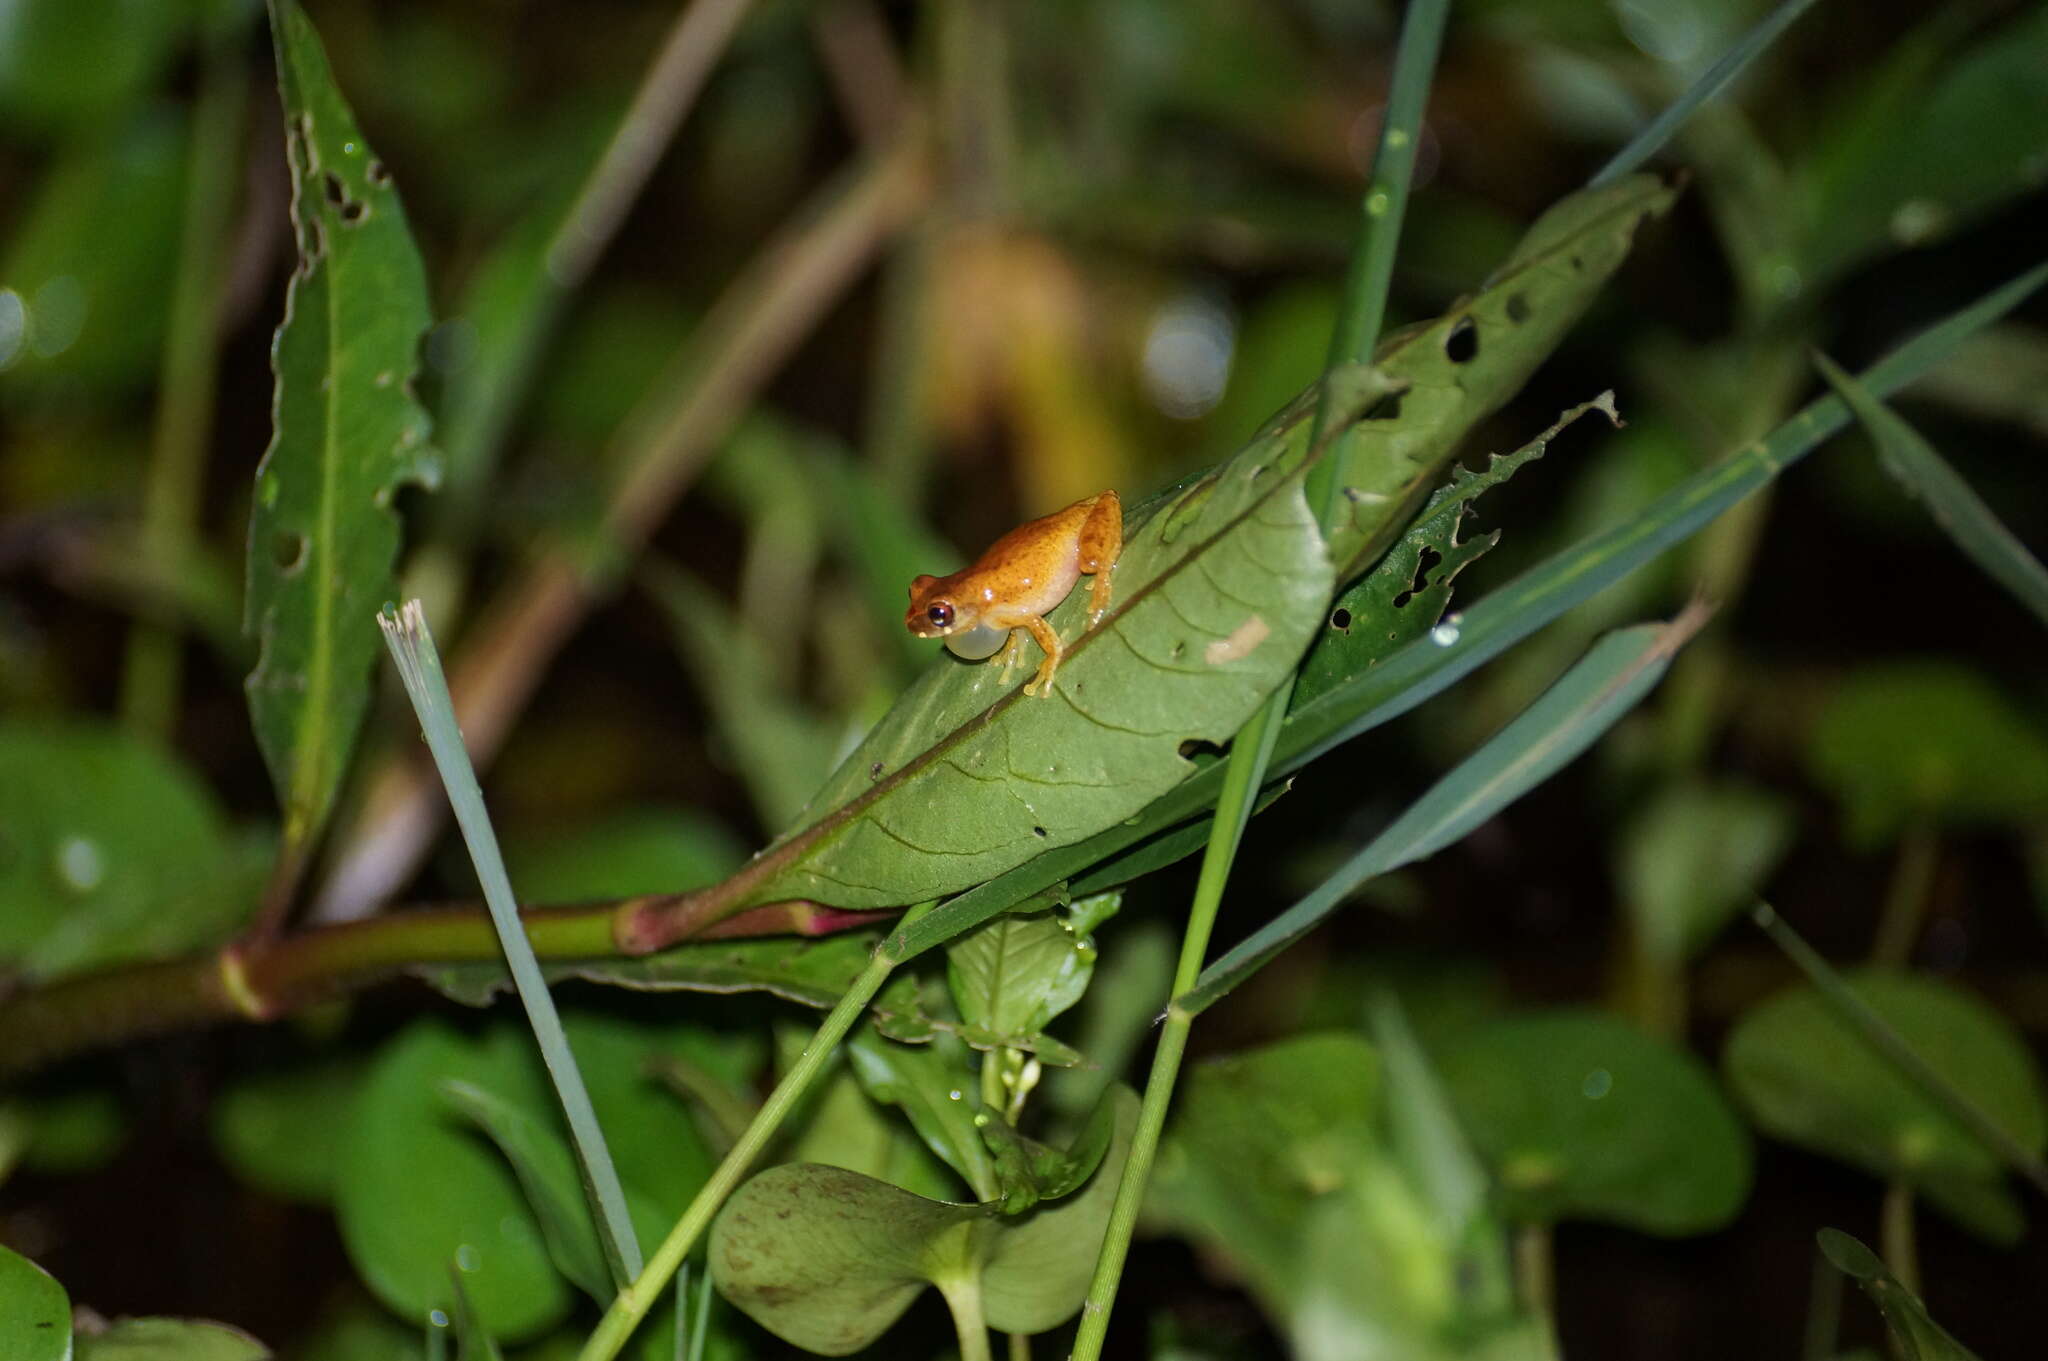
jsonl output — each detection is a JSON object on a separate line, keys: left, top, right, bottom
{"left": 927, "top": 602, "right": 954, "bottom": 628}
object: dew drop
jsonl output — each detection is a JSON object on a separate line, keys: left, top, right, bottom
{"left": 1366, "top": 190, "right": 1391, "bottom": 217}
{"left": 1430, "top": 619, "right": 1461, "bottom": 647}
{"left": 1581, "top": 1068, "right": 1613, "bottom": 1100}
{"left": 428, "top": 1310, "right": 450, "bottom": 1329}
{"left": 948, "top": 1089, "right": 963, "bottom": 1102}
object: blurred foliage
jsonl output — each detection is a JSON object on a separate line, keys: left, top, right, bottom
{"left": 1, "top": 0, "right": 2045, "bottom": 1358}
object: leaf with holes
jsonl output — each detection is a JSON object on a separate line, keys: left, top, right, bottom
{"left": 619, "top": 179, "right": 1672, "bottom": 946}
{"left": 244, "top": 0, "right": 439, "bottom": 859}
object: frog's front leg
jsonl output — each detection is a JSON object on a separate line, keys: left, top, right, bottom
{"left": 1077, "top": 490, "right": 1123, "bottom": 626}
{"left": 996, "top": 629, "right": 1027, "bottom": 684}
{"left": 1021, "top": 615, "right": 1065, "bottom": 697}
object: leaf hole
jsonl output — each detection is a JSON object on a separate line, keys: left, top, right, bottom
{"left": 1391, "top": 546, "right": 1444, "bottom": 609}
{"left": 1444, "top": 318, "right": 1479, "bottom": 363}
{"left": 1329, "top": 607, "right": 1352, "bottom": 632}
{"left": 272, "top": 531, "right": 307, "bottom": 572}
{"left": 1178, "top": 738, "right": 1222, "bottom": 761}
{"left": 1032, "top": 826, "right": 1048, "bottom": 838}
{"left": 1569, "top": 254, "right": 1585, "bottom": 272}
{"left": 868, "top": 761, "right": 885, "bottom": 781}
{"left": 1505, "top": 293, "right": 1531, "bottom": 323}
{"left": 1169, "top": 641, "right": 1186, "bottom": 659}
{"left": 1363, "top": 390, "right": 1405, "bottom": 422}
{"left": 367, "top": 158, "right": 390, "bottom": 185}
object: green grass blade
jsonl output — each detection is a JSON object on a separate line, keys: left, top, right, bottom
{"left": 1275, "top": 260, "right": 2048, "bottom": 772}
{"left": 377, "top": 603, "right": 644, "bottom": 1287}
{"left": 1814, "top": 352, "right": 2048, "bottom": 628}
{"left": 1589, "top": 0, "right": 1822, "bottom": 188}
{"left": 246, "top": 0, "right": 440, "bottom": 871}
{"left": 1181, "top": 606, "right": 1710, "bottom": 1017}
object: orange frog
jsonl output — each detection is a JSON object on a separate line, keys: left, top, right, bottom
{"left": 905, "top": 490, "right": 1123, "bottom": 697}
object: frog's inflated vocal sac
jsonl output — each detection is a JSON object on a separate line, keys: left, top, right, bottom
{"left": 904, "top": 490, "right": 1123, "bottom": 697}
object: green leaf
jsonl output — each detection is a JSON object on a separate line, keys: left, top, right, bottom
{"left": 1807, "top": 660, "right": 2048, "bottom": 847}
{"left": 212, "top": 1056, "right": 360, "bottom": 1203}
{"left": 1796, "top": 6, "right": 2048, "bottom": 289}
{"left": 417, "top": 931, "right": 881, "bottom": 1010}
{"left": 553, "top": 1011, "right": 721, "bottom": 1220}
{"left": 245, "top": 0, "right": 441, "bottom": 855}
{"left": 975, "top": 1089, "right": 1117, "bottom": 1216}
{"left": 778, "top": 1029, "right": 962, "bottom": 1203}
{"left": 848, "top": 1025, "right": 995, "bottom": 1199}
{"left": 1185, "top": 609, "right": 1707, "bottom": 1015}
{"left": 0, "top": 720, "right": 247, "bottom": 981}
{"left": 1816, "top": 351, "right": 2048, "bottom": 629}
{"left": 709, "top": 1086, "right": 1139, "bottom": 1353}
{"left": 0, "top": 112, "right": 185, "bottom": 395}
{"left": 335, "top": 1021, "right": 568, "bottom": 1341}
{"left": 498, "top": 806, "right": 746, "bottom": 906}
{"left": 75, "top": 1320, "right": 270, "bottom": 1361}
{"left": 1817, "top": 1229, "right": 1986, "bottom": 1361}
{"left": 1149, "top": 1034, "right": 1379, "bottom": 1311}
{"left": 1295, "top": 394, "right": 1615, "bottom": 708}
{"left": 976, "top": 1085, "right": 1142, "bottom": 1332}
{"left": 945, "top": 897, "right": 1114, "bottom": 1044}
{"left": 442, "top": 1080, "right": 666, "bottom": 1302}
{"left": 1440, "top": 1010, "right": 1753, "bottom": 1234}
{"left": 0, "top": 1244, "right": 69, "bottom": 1361}
{"left": 1616, "top": 779, "right": 1797, "bottom": 964}
{"left": 1726, "top": 970, "right": 2048, "bottom": 1236}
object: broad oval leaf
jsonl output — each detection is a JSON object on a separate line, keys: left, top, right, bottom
{"left": 0, "top": 721, "right": 246, "bottom": 981}
{"left": 74, "top": 1319, "right": 270, "bottom": 1361}
{"left": 710, "top": 1086, "right": 1138, "bottom": 1353}
{"left": 245, "top": 0, "right": 440, "bottom": 854}
{"left": 1440, "top": 1010, "right": 1753, "bottom": 1235}
{"left": 1148, "top": 1033, "right": 1380, "bottom": 1311}
{"left": 1807, "top": 660, "right": 2048, "bottom": 847}
{"left": 212, "top": 1055, "right": 361, "bottom": 1204}
{"left": 1724, "top": 970, "right": 2047, "bottom": 1215}
{"left": 334, "top": 1021, "right": 567, "bottom": 1341}
{"left": 0, "top": 1243, "right": 69, "bottom": 1361}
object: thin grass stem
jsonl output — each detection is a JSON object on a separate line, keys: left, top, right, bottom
{"left": 378, "top": 602, "right": 643, "bottom": 1286}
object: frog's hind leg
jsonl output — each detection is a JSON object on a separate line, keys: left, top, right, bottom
{"left": 1021, "top": 615, "right": 1065, "bottom": 697}
{"left": 1077, "top": 490, "right": 1123, "bottom": 626}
